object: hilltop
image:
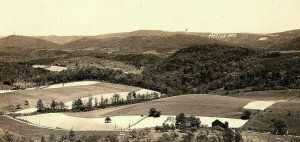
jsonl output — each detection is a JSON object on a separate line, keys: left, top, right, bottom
{"left": 0, "top": 35, "right": 62, "bottom": 49}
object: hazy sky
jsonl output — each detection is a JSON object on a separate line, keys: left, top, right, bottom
{"left": 1, "top": 0, "right": 300, "bottom": 36}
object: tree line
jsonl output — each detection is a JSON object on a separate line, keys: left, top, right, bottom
{"left": 36, "top": 91, "right": 161, "bottom": 113}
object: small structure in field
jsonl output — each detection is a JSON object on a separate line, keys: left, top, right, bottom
{"left": 212, "top": 119, "right": 228, "bottom": 129}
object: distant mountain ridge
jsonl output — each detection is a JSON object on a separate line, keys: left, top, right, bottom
{"left": 0, "top": 35, "right": 62, "bottom": 49}
{"left": 1, "top": 29, "right": 299, "bottom": 51}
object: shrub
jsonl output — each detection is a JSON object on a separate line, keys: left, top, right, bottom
{"left": 105, "top": 117, "right": 112, "bottom": 123}
{"left": 272, "top": 119, "right": 288, "bottom": 135}
{"left": 290, "top": 136, "right": 300, "bottom": 142}
{"left": 241, "top": 110, "right": 252, "bottom": 120}
{"left": 105, "top": 134, "right": 118, "bottom": 142}
{"left": 149, "top": 108, "right": 161, "bottom": 117}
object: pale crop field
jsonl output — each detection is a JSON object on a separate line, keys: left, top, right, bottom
{"left": 0, "top": 90, "right": 16, "bottom": 94}
{"left": 45, "top": 66, "right": 68, "bottom": 72}
{"left": 46, "top": 81, "right": 99, "bottom": 89}
{"left": 17, "top": 113, "right": 144, "bottom": 131}
{"left": 131, "top": 115, "right": 248, "bottom": 129}
{"left": 1, "top": 81, "right": 100, "bottom": 94}
{"left": 16, "top": 114, "right": 248, "bottom": 131}
{"left": 243, "top": 101, "right": 277, "bottom": 110}
{"left": 32, "top": 65, "right": 67, "bottom": 72}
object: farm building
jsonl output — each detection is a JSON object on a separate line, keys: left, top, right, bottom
{"left": 212, "top": 119, "right": 229, "bottom": 129}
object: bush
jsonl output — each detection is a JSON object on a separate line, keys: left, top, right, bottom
{"left": 241, "top": 110, "right": 252, "bottom": 120}
{"left": 180, "top": 131, "right": 194, "bottom": 142}
{"left": 272, "top": 119, "right": 288, "bottom": 135}
{"left": 105, "top": 134, "right": 118, "bottom": 142}
{"left": 290, "top": 136, "right": 300, "bottom": 142}
{"left": 149, "top": 108, "right": 161, "bottom": 117}
{"left": 105, "top": 117, "right": 112, "bottom": 123}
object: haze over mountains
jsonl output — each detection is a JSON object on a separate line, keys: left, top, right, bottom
{"left": 0, "top": 29, "right": 299, "bottom": 53}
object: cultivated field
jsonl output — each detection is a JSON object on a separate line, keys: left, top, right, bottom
{"left": 242, "top": 97, "right": 300, "bottom": 135}
{"left": 67, "top": 94, "right": 254, "bottom": 118}
{"left": 243, "top": 101, "right": 278, "bottom": 110}
{"left": 32, "top": 65, "right": 68, "bottom": 72}
{"left": 229, "top": 89, "right": 300, "bottom": 100}
{"left": 242, "top": 131, "right": 292, "bottom": 142}
{"left": 16, "top": 113, "right": 144, "bottom": 131}
{"left": 16, "top": 113, "right": 247, "bottom": 131}
{"left": 0, "top": 81, "right": 141, "bottom": 112}
{"left": 0, "top": 115, "right": 121, "bottom": 141}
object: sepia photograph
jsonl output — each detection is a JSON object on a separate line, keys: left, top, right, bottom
{"left": 0, "top": 0, "right": 300, "bottom": 141}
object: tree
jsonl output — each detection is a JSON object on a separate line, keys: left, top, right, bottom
{"left": 272, "top": 119, "right": 288, "bottom": 135}
{"left": 155, "top": 126, "right": 162, "bottom": 132}
{"left": 94, "top": 97, "right": 99, "bottom": 108}
{"left": 60, "top": 135, "right": 67, "bottom": 142}
{"left": 132, "top": 91, "right": 137, "bottom": 99}
{"left": 235, "top": 132, "right": 243, "bottom": 142}
{"left": 41, "top": 135, "right": 46, "bottom": 142}
{"left": 127, "top": 92, "right": 133, "bottom": 103}
{"left": 188, "top": 116, "right": 201, "bottom": 129}
{"left": 3, "top": 130, "right": 13, "bottom": 142}
{"left": 58, "top": 101, "right": 65, "bottom": 111}
{"left": 49, "top": 133, "right": 56, "bottom": 142}
{"left": 170, "top": 123, "right": 176, "bottom": 131}
{"left": 196, "top": 133, "right": 209, "bottom": 142}
{"left": 24, "top": 100, "right": 29, "bottom": 106}
{"left": 50, "top": 99, "right": 57, "bottom": 110}
{"left": 223, "top": 129, "right": 235, "bottom": 142}
{"left": 241, "top": 110, "right": 252, "bottom": 120}
{"left": 105, "top": 134, "right": 118, "bottom": 142}
{"left": 290, "top": 136, "right": 300, "bottom": 142}
{"left": 157, "top": 133, "right": 178, "bottom": 142}
{"left": 162, "top": 123, "right": 171, "bottom": 132}
{"left": 87, "top": 96, "right": 93, "bottom": 110}
{"left": 69, "top": 129, "right": 76, "bottom": 142}
{"left": 36, "top": 99, "right": 45, "bottom": 112}
{"left": 105, "top": 117, "right": 112, "bottom": 123}
{"left": 112, "top": 93, "right": 120, "bottom": 105}
{"left": 149, "top": 108, "right": 157, "bottom": 117}
{"left": 179, "top": 123, "right": 188, "bottom": 133}
{"left": 73, "top": 99, "right": 84, "bottom": 110}
{"left": 181, "top": 131, "right": 194, "bottom": 142}
{"left": 176, "top": 113, "right": 186, "bottom": 126}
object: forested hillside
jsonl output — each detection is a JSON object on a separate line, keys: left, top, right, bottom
{"left": 141, "top": 44, "right": 300, "bottom": 95}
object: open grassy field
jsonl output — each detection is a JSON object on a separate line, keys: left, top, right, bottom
{"left": 242, "top": 96, "right": 300, "bottom": 135}
{"left": 242, "top": 131, "right": 293, "bottom": 142}
{"left": 67, "top": 94, "right": 254, "bottom": 118}
{"left": 0, "top": 115, "right": 122, "bottom": 141}
{"left": 229, "top": 89, "right": 300, "bottom": 100}
{"left": 0, "top": 81, "right": 140, "bottom": 112}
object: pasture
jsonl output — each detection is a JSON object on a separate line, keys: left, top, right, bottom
{"left": 0, "top": 81, "right": 141, "bottom": 112}
{"left": 242, "top": 97, "right": 300, "bottom": 135}
{"left": 67, "top": 94, "right": 254, "bottom": 118}
{"left": 16, "top": 113, "right": 247, "bottom": 131}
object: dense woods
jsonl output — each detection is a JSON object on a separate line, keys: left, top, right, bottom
{"left": 1, "top": 44, "right": 299, "bottom": 96}
{"left": 141, "top": 44, "right": 300, "bottom": 95}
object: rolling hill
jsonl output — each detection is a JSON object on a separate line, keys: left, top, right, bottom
{"left": 0, "top": 35, "right": 62, "bottom": 49}
{"left": 63, "top": 34, "right": 223, "bottom": 54}
{"left": 141, "top": 44, "right": 300, "bottom": 95}
{"left": 31, "top": 29, "right": 300, "bottom": 51}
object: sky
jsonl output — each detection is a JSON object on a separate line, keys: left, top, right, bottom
{"left": 0, "top": 0, "right": 300, "bottom": 36}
